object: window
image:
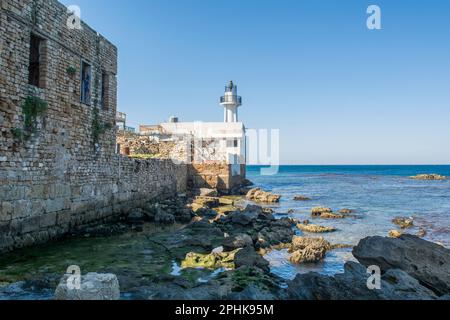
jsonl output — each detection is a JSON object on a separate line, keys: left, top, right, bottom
{"left": 227, "top": 139, "right": 239, "bottom": 148}
{"left": 81, "top": 61, "right": 92, "bottom": 105}
{"left": 28, "top": 34, "right": 44, "bottom": 87}
{"left": 101, "top": 71, "right": 109, "bottom": 109}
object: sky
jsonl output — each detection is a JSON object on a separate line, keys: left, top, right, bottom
{"left": 60, "top": 0, "right": 450, "bottom": 165}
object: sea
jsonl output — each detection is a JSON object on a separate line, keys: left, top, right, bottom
{"left": 246, "top": 165, "right": 450, "bottom": 280}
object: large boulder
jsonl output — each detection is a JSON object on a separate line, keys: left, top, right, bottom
{"left": 284, "top": 261, "right": 437, "bottom": 300}
{"left": 353, "top": 235, "right": 450, "bottom": 296}
{"left": 55, "top": 273, "right": 120, "bottom": 300}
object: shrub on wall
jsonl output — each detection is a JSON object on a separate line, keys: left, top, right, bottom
{"left": 11, "top": 95, "right": 48, "bottom": 142}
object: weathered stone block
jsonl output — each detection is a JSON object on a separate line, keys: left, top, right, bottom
{"left": 55, "top": 273, "right": 120, "bottom": 300}
{"left": 40, "top": 212, "right": 57, "bottom": 228}
{"left": 11, "top": 200, "right": 31, "bottom": 219}
{"left": 21, "top": 216, "right": 41, "bottom": 233}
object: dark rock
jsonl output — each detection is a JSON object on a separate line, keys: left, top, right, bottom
{"left": 284, "top": 261, "right": 437, "bottom": 300}
{"left": 195, "top": 207, "right": 218, "bottom": 218}
{"left": 294, "top": 196, "right": 311, "bottom": 201}
{"left": 243, "top": 204, "right": 263, "bottom": 214}
{"left": 228, "top": 284, "right": 276, "bottom": 300}
{"left": 222, "top": 234, "right": 254, "bottom": 251}
{"left": 353, "top": 234, "right": 450, "bottom": 296}
{"left": 127, "top": 209, "right": 144, "bottom": 224}
{"left": 230, "top": 211, "right": 259, "bottom": 226}
{"left": 174, "top": 208, "right": 193, "bottom": 223}
{"left": 234, "top": 246, "right": 270, "bottom": 272}
{"left": 180, "top": 237, "right": 213, "bottom": 251}
{"left": 154, "top": 206, "right": 175, "bottom": 225}
{"left": 380, "top": 268, "right": 437, "bottom": 299}
{"left": 241, "top": 179, "right": 254, "bottom": 187}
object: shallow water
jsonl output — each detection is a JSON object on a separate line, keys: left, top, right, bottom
{"left": 248, "top": 165, "right": 450, "bottom": 279}
{"left": 1, "top": 165, "right": 449, "bottom": 299}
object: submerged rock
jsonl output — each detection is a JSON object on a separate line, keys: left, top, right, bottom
{"left": 311, "top": 207, "right": 344, "bottom": 219}
{"left": 417, "top": 228, "right": 427, "bottom": 238}
{"left": 392, "top": 217, "right": 414, "bottom": 229}
{"left": 294, "top": 196, "right": 311, "bottom": 201}
{"left": 353, "top": 234, "right": 450, "bottom": 296}
{"left": 55, "top": 273, "right": 120, "bottom": 300}
{"left": 410, "top": 174, "right": 447, "bottom": 181}
{"left": 246, "top": 188, "right": 281, "bottom": 203}
{"left": 297, "top": 221, "right": 336, "bottom": 233}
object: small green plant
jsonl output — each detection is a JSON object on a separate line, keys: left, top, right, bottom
{"left": 91, "top": 107, "right": 113, "bottom": 146}
{"left": 66, "top": 66, "right": 77, "bottom": 76}
{"left": 11, "top": 96, "right": 47, "bottom": 142}
{"left": 11, "top": 128, "right": 25, "bottom": 142}
{"left": 22, "top": 96, "right": 48, "bottom": 132}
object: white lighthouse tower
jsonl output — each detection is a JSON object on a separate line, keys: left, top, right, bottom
{"left": 220, "top": 81, "right": 242, "bottom": 123}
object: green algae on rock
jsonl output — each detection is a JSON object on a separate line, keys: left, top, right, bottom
{"left": 181, "top": 249, "right": 240, "bottom": 270}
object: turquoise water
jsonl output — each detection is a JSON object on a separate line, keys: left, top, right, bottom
{"left": 247, "top": 165, "right": 450, "bottom": 280}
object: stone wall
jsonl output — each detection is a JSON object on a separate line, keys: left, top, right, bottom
{"left": 0, "top": 0, "right": 187, "bottom": 253}
{"left": 116, "top": 131, "right": 246, "bottom": 193}
{"left": 188, "top": 163, "right": 246, "bottom": 193}
{"left": 116, "top": 131, "right": 188, "bottom": 162}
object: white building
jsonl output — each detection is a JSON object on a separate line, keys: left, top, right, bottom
{"left": 158, "top": 81, "right": 246, "bottom": 181}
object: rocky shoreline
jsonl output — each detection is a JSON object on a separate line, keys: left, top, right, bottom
{"left": 0, "top": 186, "right": 449, "bottom": 300}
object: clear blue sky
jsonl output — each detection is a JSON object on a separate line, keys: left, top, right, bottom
{"left": 60, "top": 0, "right": 450, "bottom": 165}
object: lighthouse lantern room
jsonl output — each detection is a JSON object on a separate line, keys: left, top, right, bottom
{"left": 220, "top": 81, "right": 242, "bottom": 123}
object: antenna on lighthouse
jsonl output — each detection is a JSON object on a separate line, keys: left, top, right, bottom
{"left": 220, "top": 81, "right": 242, "bottom": 123}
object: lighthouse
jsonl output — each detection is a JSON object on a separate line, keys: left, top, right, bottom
{"left": 220, "top": 81, "right": 242, "bottom": 123}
